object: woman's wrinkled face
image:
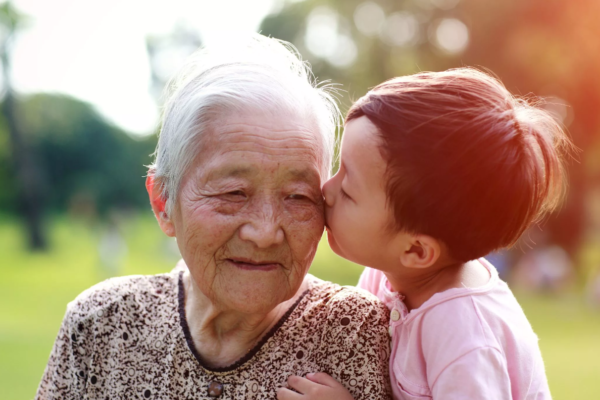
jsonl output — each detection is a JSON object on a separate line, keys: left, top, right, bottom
{"left": 170, "top": 111, "right": 326, "bottom": 314}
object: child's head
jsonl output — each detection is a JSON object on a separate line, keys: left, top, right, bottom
{"left": 323, "top": 68, "right": 570, "bottom": 269}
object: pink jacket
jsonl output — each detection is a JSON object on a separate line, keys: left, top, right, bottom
{"left": 358, "top": 259, "right": 551, "bottom": 400}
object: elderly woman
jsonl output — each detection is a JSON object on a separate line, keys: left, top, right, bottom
{"left": 36, "top": 35, "right": 391, "bottom": 399}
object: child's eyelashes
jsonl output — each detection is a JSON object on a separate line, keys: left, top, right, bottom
{"left": 340, "top": 188, "right": 353, "bottom": 201}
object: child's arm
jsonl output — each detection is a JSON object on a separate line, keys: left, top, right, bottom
{"left": 276, "top": 373, "right": 356, "bottom": 400}
{"left": 430, "top": 347, "right": 513, "bottom": 399}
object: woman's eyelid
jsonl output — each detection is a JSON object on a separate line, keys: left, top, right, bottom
{"left": 287, "top": 190, "right": 317, "bottom": 202}
{"left": 208, "top": 184, "right": 248, "bottom": 198}
{"left": 288, "top": 193, "right": 308, "bottom": 200}
{"left": 286, "top": 180, "right": 319, "bottom": 197}
{"left": 217, "top": 179, "right": 250, "bottom": 194}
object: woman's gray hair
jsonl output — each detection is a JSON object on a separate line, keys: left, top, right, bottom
{"left": 149, "top": 33, "right": 341, "bottom": 215}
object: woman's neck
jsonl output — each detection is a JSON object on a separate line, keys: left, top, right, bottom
{"left": 182, "top": 271, "right": 307, "bottom": 368}
{"left": 384, "top": 260, "right": 489, "bottom": 311}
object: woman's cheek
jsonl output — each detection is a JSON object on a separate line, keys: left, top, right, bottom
{"left": 188, "top": 196, "right": 245, "bottom": 216}
{"left": 285, "top": 199, "right": 324, "bottom": 222}
{"left": 212, "top": 200, "right": 246, "bottom": 215}
{"left": 177, "top": 199, "right": 243, "bottom": 250}
{"left": 285, "top": 203, "right": 324, "bottom": 252}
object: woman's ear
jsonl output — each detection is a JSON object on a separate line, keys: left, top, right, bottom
{"left": 145, "top": 174, "right": 176, "bottom": 237}
{"left": 399, "top": 234, "right": 441, "bottom": 269}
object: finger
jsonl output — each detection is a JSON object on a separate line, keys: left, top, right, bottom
{"left": 305, "top": 372, "right": 343, "bottom": 388}
{"left": 276, "top": 387, "right": 304, "bottom": 400}
{"left": 288, "top": 375, "right": 323, "bottom": 394}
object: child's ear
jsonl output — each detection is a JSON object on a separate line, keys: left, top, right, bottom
{"left": 146, "top": 174, "right": 176, "bottom": 237}
{"left": 400, "top": 234, "right": 441, "bottom": 269}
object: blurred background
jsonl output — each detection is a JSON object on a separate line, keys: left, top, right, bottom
{"left": 1, "top": 0, "right": 599, "bottom": 398}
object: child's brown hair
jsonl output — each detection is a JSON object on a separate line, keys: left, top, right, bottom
{"left": 347, "top": 68, "right": 571, "bottom": 262}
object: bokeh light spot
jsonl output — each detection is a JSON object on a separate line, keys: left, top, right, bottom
{"left": 543, "top": 96, "right": 574, "bottom": 127}
{"left": 305, "top": 6, "right": 339, "bottom": 59}
{"left": 381, "top": 12, "right": 419, "bottom": 47}
{"left": 433, "top": 18, "right": 469, "bottom": 54}
{"left": 354, "top": 1, "right": 386, "bottom": 37}
{"left": 305, "top": 6, "right": 357, "bottom": 68}
{"left": 327, "top": 34, "right": 357, "bottom": 68}
{"left": 430, "top": 0, "right": 461, "bottom": 10}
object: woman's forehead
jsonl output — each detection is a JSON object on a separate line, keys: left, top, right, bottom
{"left": 200, "top": 113, "right": 324, "bottom": 163}
{"left": 186, "top": 113, "right": 326, "bottom": 182}
{"left": 202, "top": 162, "right": 322, "bottom": 188}
{"left": 213, "top": 111, "right": 319, "bottom": 141}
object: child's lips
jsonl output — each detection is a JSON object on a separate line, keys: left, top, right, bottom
{"left": 325, "top": 227, "right": 341, "bottom": 254}
{"left": 325, "top": 226, "right": 335, "bottom": 239}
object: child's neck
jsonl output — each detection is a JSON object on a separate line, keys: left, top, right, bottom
{"left": 384, "top": 260, "right": 488, "bottom": 311}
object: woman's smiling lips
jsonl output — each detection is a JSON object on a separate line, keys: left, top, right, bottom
{"left": 226, "top": 257, "right": 281, "bottom": 271}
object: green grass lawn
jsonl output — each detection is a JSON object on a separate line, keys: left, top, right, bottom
{"left": 1, "top": 214, "right": 599, "bottom": 399}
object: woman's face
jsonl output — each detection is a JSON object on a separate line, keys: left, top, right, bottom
{"left": 168, "top": 111, "right": 326, "bottom": 314}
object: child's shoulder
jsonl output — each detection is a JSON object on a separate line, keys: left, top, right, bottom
{"left": 357, "top": 267, "right": 386, "bottom": 296}
{"left": 418, "top": 280, "right": 536, "bottom": 359}
{"left": 420, "top": 293, "right": 498, "bottom": 343}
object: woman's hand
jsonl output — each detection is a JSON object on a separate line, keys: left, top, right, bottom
{"left": 276, "top": 372, "right": 356, "bottom": 400}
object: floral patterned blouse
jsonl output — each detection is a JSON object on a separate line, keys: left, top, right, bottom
{"left": 36, "top": 264, "right": 392, "bottom": 399}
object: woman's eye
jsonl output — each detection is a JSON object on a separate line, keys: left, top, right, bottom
{"left": 222, "top": 190, "right": 247, "bottom": 201}
{"left": 288, "top": 194, "right": 309, "bottom": 201}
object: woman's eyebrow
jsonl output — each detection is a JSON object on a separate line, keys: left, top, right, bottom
{"left": 206, "top": 166, "right": 253, "bottom": 180}
{"left": 287, "top": 168, "right": 319, "bottom": 182}
{"left": 206, "top": 166, "right": 319, "bottom": 186}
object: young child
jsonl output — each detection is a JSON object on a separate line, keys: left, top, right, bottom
{"left": 277, "top": 68, "right": 570, "bottom": 399}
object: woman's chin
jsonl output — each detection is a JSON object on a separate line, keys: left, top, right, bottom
{"left": 213, "top": 267, "right": 301, "bottom": 314}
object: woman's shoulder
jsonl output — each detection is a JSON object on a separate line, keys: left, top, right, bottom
{"left": 303, "top": 274, "right": 390, "bottom": 326}
{"left": 290, "top": 275, "right": 392, "bottom": 398}
{"left": 65, "top": 270, "right": 179, "bottom": 326}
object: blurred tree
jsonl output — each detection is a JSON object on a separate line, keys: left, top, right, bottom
{"left": 261, "top": 0, "right": 463, "bottom": 109}
{"left": 12, "top": 94, "right": 157, "bottom": 216}
{"left": 0, "top": 2, "right": 158, "bottom": 249}
{"left": 460, "top": 0, "right": 598, "bottom": 257}
{"left": 0, "top": 1, "right": 47, "bottom": 249}
{"left": 261, "top": 0, "right": 598, "bottom": 259}
{"left": 146, "top": 25, "right": 202, "bottom": 99}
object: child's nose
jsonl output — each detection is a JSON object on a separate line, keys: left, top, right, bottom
{"left": 322, "top": 178, "right": 336, "bottom": 207}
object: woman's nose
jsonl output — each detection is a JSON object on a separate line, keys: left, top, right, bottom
{"left": 239, "top": 202, "right": 285, "bottom": 248}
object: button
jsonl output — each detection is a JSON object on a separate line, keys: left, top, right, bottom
{"left": 388, "top": 326, "right": 394, "bottom": 337}
{"left": 208, "top": 381, "right": 223, "bottom": 397}
{"left": 390, "top": 309, "right": 400, "bottom": 321}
